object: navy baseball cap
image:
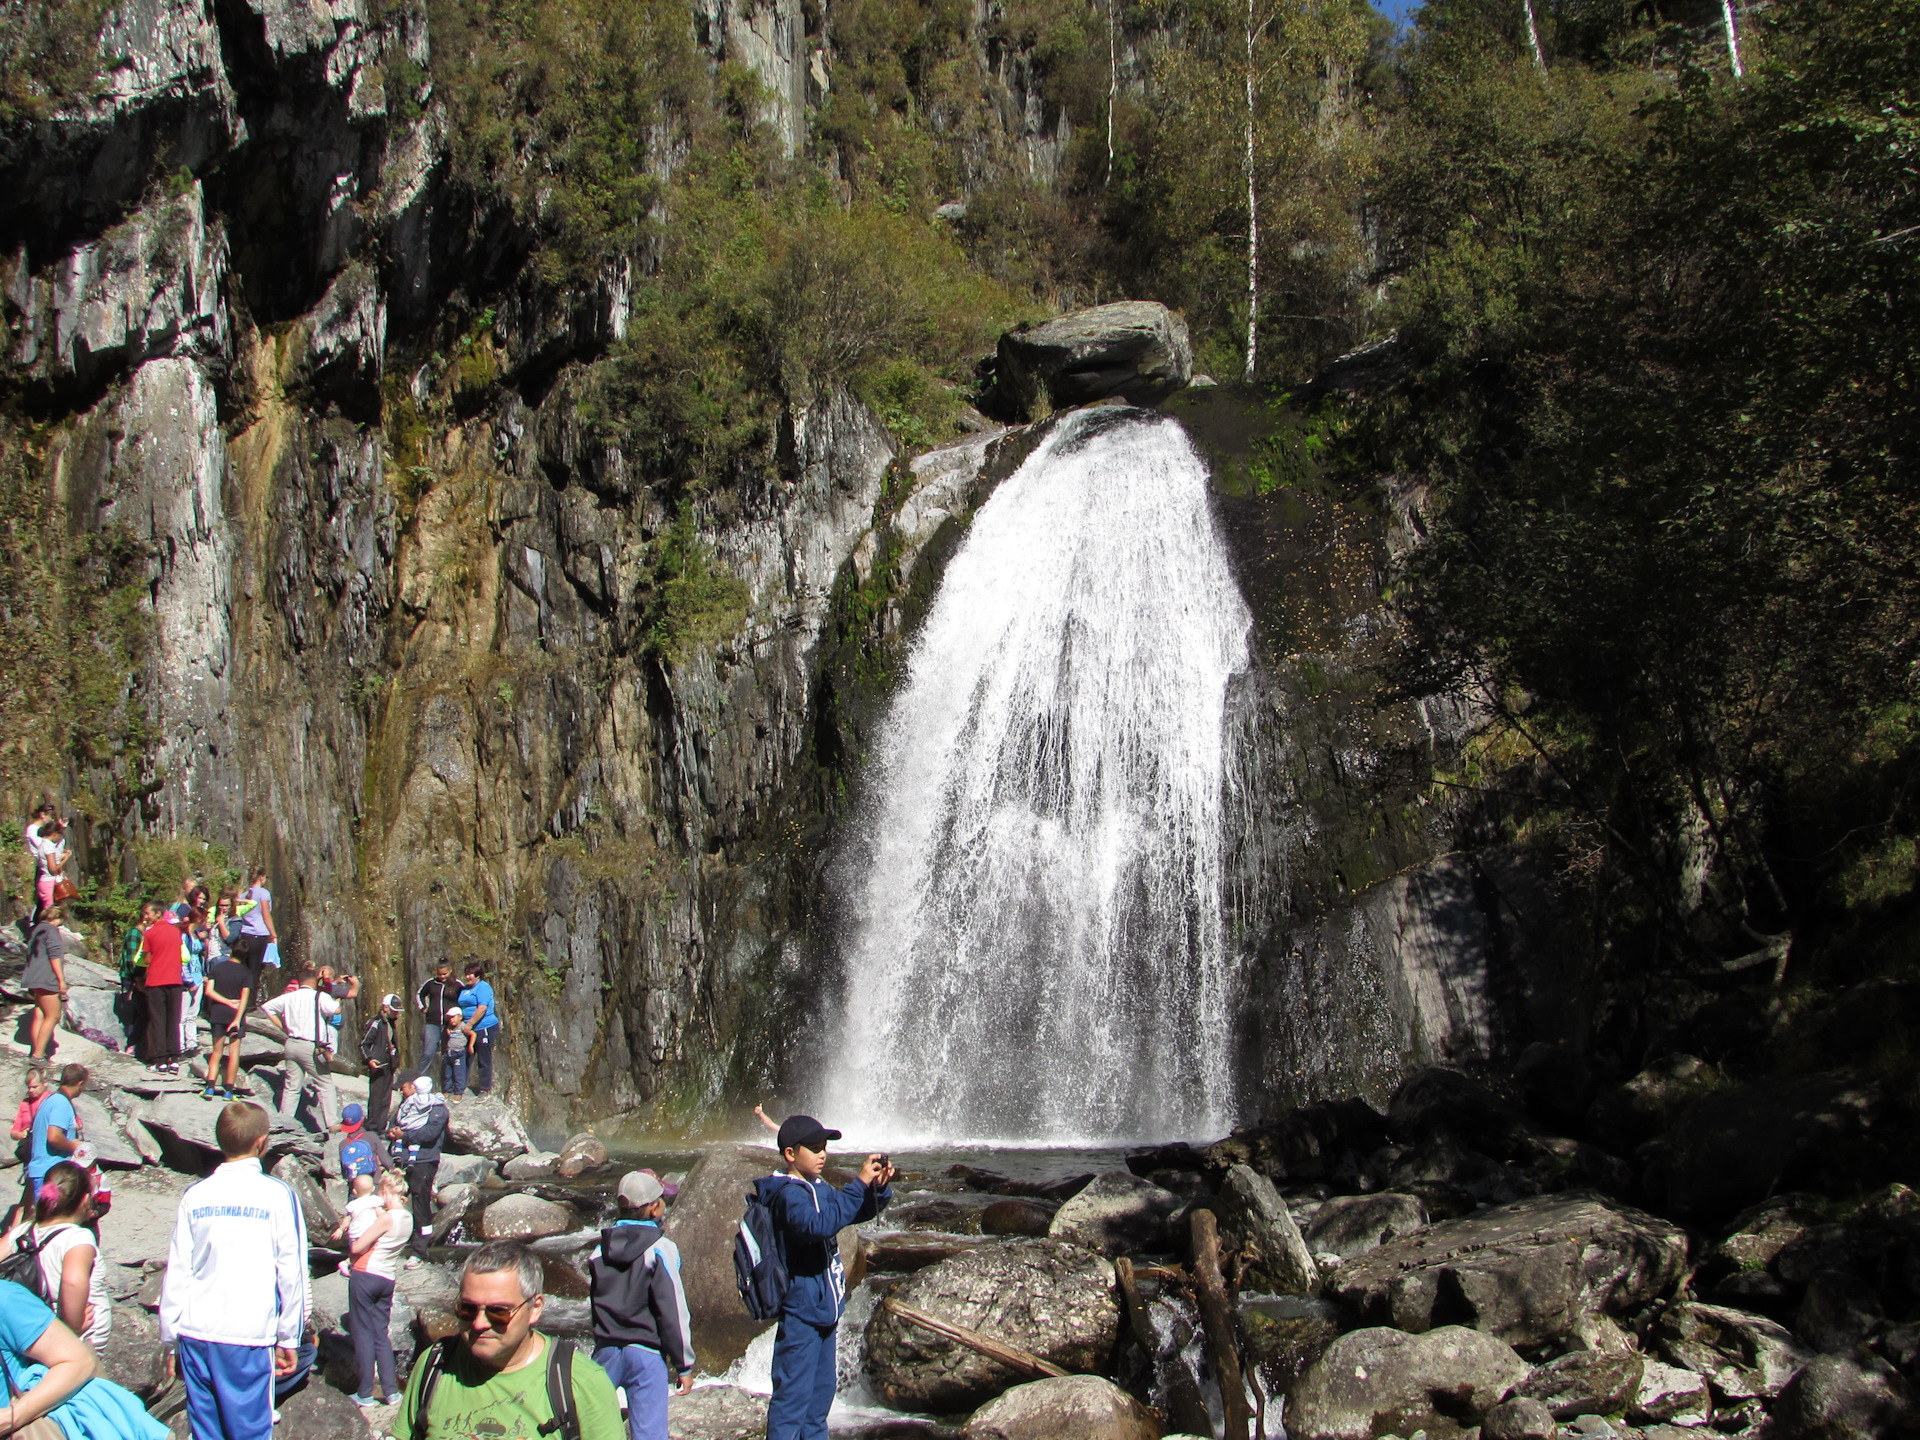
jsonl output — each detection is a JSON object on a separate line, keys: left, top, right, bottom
{"left": 776, "top": 1115, "right": 841, "bottom": 1153}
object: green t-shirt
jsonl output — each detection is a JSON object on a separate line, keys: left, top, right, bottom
{"left": 394, "top": 1334, "right": 624, "bottom": 1440}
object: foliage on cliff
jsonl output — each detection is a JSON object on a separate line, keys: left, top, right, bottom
{"left": 1369, "top": 0, "right": 1920, "bottom": 985}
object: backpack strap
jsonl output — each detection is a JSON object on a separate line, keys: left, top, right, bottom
{"left": 411, "top": 1336, "right": 458, "bottom": 1440}
{"left": 538, "top": 1338, "right": 580, "bottom": 1440}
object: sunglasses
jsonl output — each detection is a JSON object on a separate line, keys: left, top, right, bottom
{"left": 455, "top": 1296, "right": 533, "bottom": 1329}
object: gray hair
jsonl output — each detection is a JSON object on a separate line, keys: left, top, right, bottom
{"left": 461, "top": 1241, "right": 544, "bottom": 1300}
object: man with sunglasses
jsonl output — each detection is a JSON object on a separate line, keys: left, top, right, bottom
{"left": 396, "top": 1240, "right": 623, "bottom": 1440}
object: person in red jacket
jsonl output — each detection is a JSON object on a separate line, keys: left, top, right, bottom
{"left": 140, "top": 903, "right": 189, "bottom": 1075}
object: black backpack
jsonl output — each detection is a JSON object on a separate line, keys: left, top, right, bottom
{"left": 410, "top": 1335, "right": 581, "bottom": 1440}
{"left": 0, "top": 1226, "right": 71, "bottom": 1305}
{"left": 734, "top": 1188, "right": 789, "bottom": 1322}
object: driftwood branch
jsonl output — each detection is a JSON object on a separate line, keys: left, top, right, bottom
{"left": 1120, "top": 1255, "right": 1218, "bottom": 1438}
{"left": 1191, "top": 1209, "right": 1253, "bottom": 1440}
{"left": 882, "top": 1298, "right": 1069, "bottom": 1379}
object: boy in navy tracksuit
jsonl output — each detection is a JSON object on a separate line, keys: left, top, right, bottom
{"left": 756, "top": 1115, "right": 893, "bottom": 1440}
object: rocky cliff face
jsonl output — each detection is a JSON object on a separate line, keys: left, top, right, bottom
{"left": 0, "top": 0, "right": 1085, "bottom": 1137}
{"left": 0, "top": 0, "right": 1557, "bottom": 1141}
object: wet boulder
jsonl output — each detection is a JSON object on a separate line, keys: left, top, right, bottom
{"left": 1304, "top": 1192, "right": 1429, "bottom": 1262}
{"left": 437, "top": 1152, "right": 496, "bottom": 1188}
{"left": 962, "top": 1375, "right": 1157, "bottom": 1440}
{"left": 1216, "top": 1164, "right": 1317, "bottom": 1294}
{"left": 664, "top": 1143, "right": 787, "bottom": 1372}
{"left": 480, "top": 1192, "right": 572, "bottom": 1242}
{"left": 1771, "top": 1353, "right": 1920, "bottom": 1440}
{"left": 1198, "top": 1097, "right": 1389, "bottom": 1187}
{"left": 865, "top": 1240, "right": 1119, "bottom": 1411}
{"left": 445, "top": 1096, "right": 533, "bottom": 1160}
{"left": 503, "top": 1151, "right": 560, "bottom": 1181}
{"left": 1388, "top": 1067, "right": 1537, "bottom": 1162}
{"left": 1654, "top": 1302, "right": 1814, "bottom": 1400}
{"left": 1628, "top": 1358, "right": 1713, "bottom": 1427}
{"left": 1482, "top": 1396, "right": 1557, "bottom": 1440}
{"left": 1288, "top": 1325, "right": 1529, "bottom": 1440}
{"left": 983, "top": 1199, "right": 1056, "bottom": 1237}
{"left": 667, "top": 1382, "right": 766, "bottom": 1438}
{"left": 556, "top": 1132, "right": 609, "bottom": 1177}
{"left": 992, "top": 302, "right": 1192, "bottom": 418}
{"left": 1332, "top": 1191, "right": 1689, "bottom": 1347}
{"left": 1046, "top": 1171, "right": 1181, "bottom": 1257}
{"left": 1515, "top": 1350, "right": 1644, "bottom": 1419}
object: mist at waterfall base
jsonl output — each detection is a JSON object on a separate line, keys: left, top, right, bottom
{"left": 823, "top": 408, "right": 1254, "bottom": 1148}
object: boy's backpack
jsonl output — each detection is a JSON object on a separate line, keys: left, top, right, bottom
{"left": 411, "top": 1335, "right": 581, "bottom": 1440}
{"left": 339, "top": 1136, "right": 375, "bottom": 1181}
{"left": 734, "top": 1188, "right": 789, "bottom": 1321}
{"left": 0, "top": 1225, "right": 72, "bottom": 1304}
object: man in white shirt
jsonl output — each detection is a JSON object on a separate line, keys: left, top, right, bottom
{"left": 261, "top": 962, "right": 341, "bottom": 1133}
{"left": 160, "top": 1101, "right": 308, "bottom": 1440}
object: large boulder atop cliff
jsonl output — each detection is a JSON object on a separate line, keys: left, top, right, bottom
{"left": 865, "top": 1240, "right": 1119, "bottom": 1411}
{"left": 992, "top": 302, "right": 1192, "bottom": 418}
{"left": 1331, "top": 1190, "right": 1689, "bottom": 1347}
{"left": 664, "top": 1144, "right": 785, "bottom": 1372}
{"left": 1288, "top": 1325, "right": 1529, "bottom": 1440}
{"left": 962, "top": 1375, "right": 1157, "bottom": 1440}
{"left": 1046, "top": 1171, "right": 1181, "bottom": 1257}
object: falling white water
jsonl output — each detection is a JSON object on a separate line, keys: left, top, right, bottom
{"left": 825, "top": 408, "right": 1252, "bottom": 1145}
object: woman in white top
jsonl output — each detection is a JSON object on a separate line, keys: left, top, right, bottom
{"left": 345, "top": 1170, "right": 410, "bottom": 1406}
{"left": 2, "top": 1161, "right": 108, "bottom": 1350}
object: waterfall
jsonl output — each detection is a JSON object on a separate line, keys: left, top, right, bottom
{"left": 824, "top": 407, "right": 1253, "bottom": 1145}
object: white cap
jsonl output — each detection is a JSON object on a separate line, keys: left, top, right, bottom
{"left": 381, "top": 993, "right": 401, "bottom": 1010}
{"left": 413, "top": 1076, "right": 433, "bottom": 1095}
{"left": 617, "top": 1172, "right": 665, "bottom": 1208}
{"left": 69, "top": 1143, "right": 96, "bottom": 1170}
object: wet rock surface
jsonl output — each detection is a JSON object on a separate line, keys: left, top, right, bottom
{"left": 1333, "top": 1190, "right": 1691, "bottom": 1346}
{"left": 991, "top": 301, "right": 1193, "bottom": 417}
{"left": 961, "top": 1374, "right": 1157, "bottom": 1440}
{"left": 865, "top": 1240, "right": 1120, "bottom": 1411}
{"left": 1288, "top": 1324, "right": 1530, "bottom": 1440}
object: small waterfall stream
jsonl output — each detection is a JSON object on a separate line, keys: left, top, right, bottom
{"left": 825, "top": 407, "right": 1253, "bottom": 1144}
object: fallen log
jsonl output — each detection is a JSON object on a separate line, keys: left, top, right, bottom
{"left": 1191, "top": 1209, "right": 1253, "bottom": 1440}
{"left": 880, "top": 1297, "right": 1069, "bottom": 1379}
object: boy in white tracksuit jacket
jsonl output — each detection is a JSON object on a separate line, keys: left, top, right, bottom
{"left": 160, "top": 1101, "right": 309, "bottom": 1440}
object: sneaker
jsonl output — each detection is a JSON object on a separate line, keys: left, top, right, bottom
{"left": 404, "top": 1256, "right": 422, "bottom": 1270}
{"left": 218, "top": 1087, "right": 234, "bottom": 1101}
{"left": 199, "top": 1086, "right": 219, "bottom": 1101}
{"left": 350, "top": 1394, "right": 379, "bottom": 1409}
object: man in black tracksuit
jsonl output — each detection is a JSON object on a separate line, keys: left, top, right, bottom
{"left": 587, "top": 1171, "right": 694, "bottom": 1440}
{"left": 388, "top": 1075, "right": 449, "bottom": 1264}
{"left": 360, "top": 992, "right": 401, "bottom": 1132}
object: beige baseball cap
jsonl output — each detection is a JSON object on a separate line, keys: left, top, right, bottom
{"left": 617, "top": 1171, "right": 665, "bottom": 1207}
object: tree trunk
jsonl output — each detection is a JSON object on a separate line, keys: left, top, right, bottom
{"left": 1720, "top": 0, "right": 1744, "bottom": 77}
{"left": 1242, "top": 0, "right": 1258, "bottom": 385}
{"left": 1105, "top": 0, "right": 1118, "bottom": 185}
{"left": 1191, "top": 1210, "right": 1253, "bottom": 1440}
{"left": 1521, "top": 0, "right": 1546, "bottom": 70}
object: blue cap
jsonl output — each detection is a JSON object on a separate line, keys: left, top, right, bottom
{"left": 342, "top": 1103, "right": 365, "bottom": 1125}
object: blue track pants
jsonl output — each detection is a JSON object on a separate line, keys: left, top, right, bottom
{"left": 594, "top": 1342, "right": 670, "bottom": 1440}
{"left": 178, "top": 1336, "right": 274, "bottom": 1440}
{"left": 765, "top": 1318, "right": 837, "bottom": 1440}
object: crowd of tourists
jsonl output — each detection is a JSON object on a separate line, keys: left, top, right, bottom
{"left": 9, "top": 807, "right": 901, "bottom": 1440}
